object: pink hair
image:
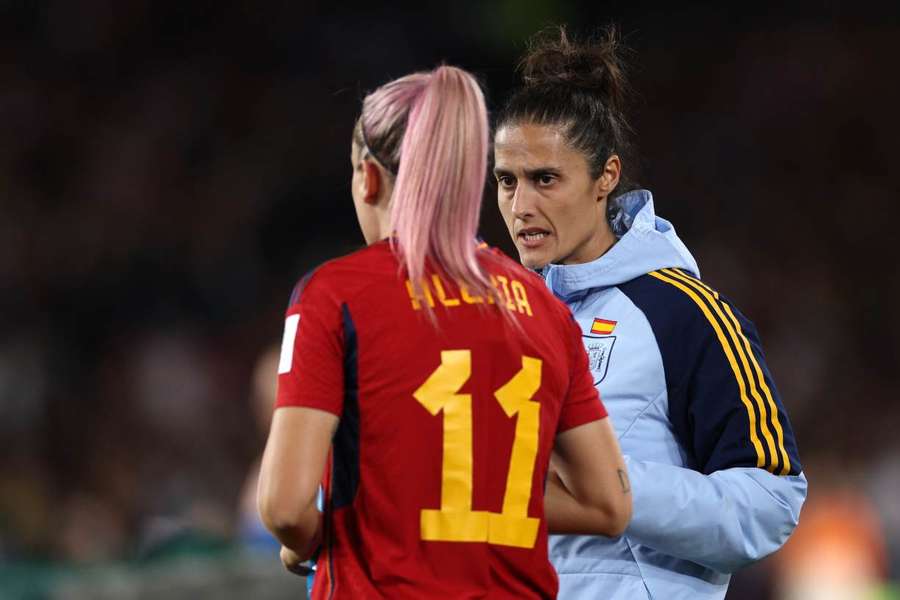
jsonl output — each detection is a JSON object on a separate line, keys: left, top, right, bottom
{"left": 359, "top": 66, "right": 497, "bottom": 308}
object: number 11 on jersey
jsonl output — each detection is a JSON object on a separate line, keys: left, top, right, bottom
{"left": 414, "top": 350, "right": 542, "bottom": 549}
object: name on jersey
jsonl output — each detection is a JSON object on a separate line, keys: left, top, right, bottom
{"left": 405, "top": 274, "right": 533, "bottom": 317}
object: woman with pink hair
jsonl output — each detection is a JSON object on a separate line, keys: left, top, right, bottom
{"left": 257, "top": 65, "right": 630, "bottom": 599}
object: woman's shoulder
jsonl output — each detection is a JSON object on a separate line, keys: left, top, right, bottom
{"left": 616, "top": 267, "right": 757, "bottom": 345}
{"left": 285, "top": 241, "right": 396, "bottom": 308}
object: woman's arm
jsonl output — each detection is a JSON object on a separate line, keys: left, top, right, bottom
{"left": 546, "top": 417, "right": 631, "bottom": 536}
{"left": 624, "top": 458, "right": 806, "bottom": 571}
{"left": 615, "top": 269, "right": 807, "bottom": 571}
{"left": 257, "top": 406, "right": 337, "bottom": 560}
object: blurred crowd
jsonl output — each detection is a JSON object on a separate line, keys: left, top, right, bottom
{"left": 1, "top": 2, "right": 898, "bottom": 598}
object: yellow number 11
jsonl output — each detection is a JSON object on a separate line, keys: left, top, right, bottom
{"left": 413, "top": 349, "right": 542, "bottom": 549}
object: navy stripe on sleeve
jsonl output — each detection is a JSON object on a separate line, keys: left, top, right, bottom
{"left": 332, "top": 302, "right": 361, "bottom": 507}
{"left": 619, "top": 272, "right": 801, "bottom": 476}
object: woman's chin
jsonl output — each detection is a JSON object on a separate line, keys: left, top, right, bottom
{"left": 517, "top": 248, "right": 551, "bottom": 270}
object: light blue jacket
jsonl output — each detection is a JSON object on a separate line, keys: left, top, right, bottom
{"left": 545, "top": 190, "right": 807, "bottom": 600}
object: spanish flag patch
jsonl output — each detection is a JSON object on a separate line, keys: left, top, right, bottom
{"left": 590, "top": 318, "right": 617, "bottom": 335}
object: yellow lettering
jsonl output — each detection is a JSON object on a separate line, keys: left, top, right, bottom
{"left": 490, "top": 355, "right": 542, "bottom": 547}
{"left": 432, "top": 275, "right": 461, "bottom": 307}
{"left": 406, "top": 280, "right": 420, "bottom": 310}
{"left": 510, "top": 280, "right": 533, "bottom": 317}
{"left": 406, "top": 279, "right": 435, "bottom": 310}
{"left": 415, "top": 350, "right": 543, "bottom": 549}
{"left": 494, "top": 275, "right": 517, "bottom": 311}
{"left": 460, "top": 284, "right": 483, "bottom": 304}
{"left": 415, "top": 350, "right": 487, "bottom": 542}
{"left": 422, "top": 282, "right": 435, "bottom": 308}
{"left": 409, "top": 278, "right": 529, "bottom": 312}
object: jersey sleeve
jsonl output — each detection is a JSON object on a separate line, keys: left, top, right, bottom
{"left": 557, "top": 311, "right": 608, "bottom": 433}
{"left": 620, "top": 269, "right": 802, "bottom": 477}
{"left": 682, "top": 298, "right": 802, "bottom": 476}
{"left": 599, "top": 271, "right": 808, "bottom": 572}
{"left": 275, "top": 270, "right": 345, "bottom": 415}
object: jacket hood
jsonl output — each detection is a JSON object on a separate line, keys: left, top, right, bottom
{"left": 541, "top": 189, "right": 699, "bottom": 299}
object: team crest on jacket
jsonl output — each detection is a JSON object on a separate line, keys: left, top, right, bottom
{"left": 583, "top": 334, "right": 616, "bottom": 385}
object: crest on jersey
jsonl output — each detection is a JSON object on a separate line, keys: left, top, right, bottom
{"left": 583, "top": 334, "right": 616, "bottom": 385}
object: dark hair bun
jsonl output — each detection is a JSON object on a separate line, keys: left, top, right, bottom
{"left": 520, "top": 26, "right": 629, "bottom": 114}
{"left": 499, "top": 24, "right": 637, "bottom": 191}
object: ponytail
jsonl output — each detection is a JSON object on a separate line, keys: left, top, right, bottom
{"left": 497, "top": 25, "right": 637, "bottom": 196}
{"left": 390, "top": 66, "right": 493, "bottom": 304}
{"left": 359, "top": 66, "right": 498, "bottom": 310}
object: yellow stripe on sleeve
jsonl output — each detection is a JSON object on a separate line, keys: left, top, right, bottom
{"left": 670, "top": 268, "right": 792, "bottom": 475}
{"left": 659, "top": 268, "right": 779, "bottom": 473}
{"left": 647, "top": 270, "right": 767, "bottom": 469}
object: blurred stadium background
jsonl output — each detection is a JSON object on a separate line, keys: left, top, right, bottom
{"left": 1, "top": 1, "right": 899, "bottom": 598}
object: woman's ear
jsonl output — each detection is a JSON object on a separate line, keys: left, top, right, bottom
{"left": 362, "top": 159, "right": 382, "bottom": 205}
{"left": 596, "top": 154, "right": 621, "bottom": 200}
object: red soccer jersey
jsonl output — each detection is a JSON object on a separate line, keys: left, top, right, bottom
{"left": 275, "top": 240, "right": 607, "bottom": 600}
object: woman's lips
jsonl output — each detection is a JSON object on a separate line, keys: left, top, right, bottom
{"left": 518, "top": 229, "right": 550, "bottom": 249}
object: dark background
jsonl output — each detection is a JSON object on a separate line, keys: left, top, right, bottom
{"left": 2, "top": 1, "right": 899, "bottom": 598}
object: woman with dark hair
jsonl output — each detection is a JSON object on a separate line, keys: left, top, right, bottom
{"left": 493, "top": 27, "right": 807, "bottom": 599}
{"left": 257, "top": 64, "right": 630, "bottom": 599}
